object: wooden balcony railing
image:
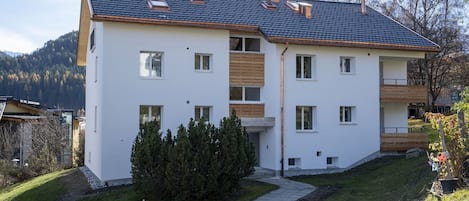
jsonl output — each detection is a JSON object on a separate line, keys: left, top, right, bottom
{"left": 229, "top": 104, "right": 264, "bottom": 118}
{"left": 230, "top": 53, "right": 265, "bottom": 86}
{"left": 380, "top": 79, "right": 427, "bottom": 103}
{"left": 380, "top": 127, "right": 428, "bottom": 152}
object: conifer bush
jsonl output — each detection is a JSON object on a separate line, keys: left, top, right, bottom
{"left": 131, "top": 113, "right": 255, "bottom": 201}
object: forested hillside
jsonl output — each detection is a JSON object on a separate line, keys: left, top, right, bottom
{"left": 0, "top": 31, "right": 85, "bottom": 110}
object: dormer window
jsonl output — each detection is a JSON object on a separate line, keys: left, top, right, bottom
{"left": 148, "top": 0, "right": 169, "bottom": 11}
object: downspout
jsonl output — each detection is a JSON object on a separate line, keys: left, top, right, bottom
{"left": 280, "top": 43, "right": 288, "bottom": 177}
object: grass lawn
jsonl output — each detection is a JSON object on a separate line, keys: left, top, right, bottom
{"left": 425, "top": 189, "right": 469, "bottom": 201}
{"left": 0, "top": 169, "right": 72, "bottom": 201}
{"left": 79, "top": 179, "right": 278, "bottom": 201}
{"left": 291, "top": 156, "right": 436, "bottom": 201}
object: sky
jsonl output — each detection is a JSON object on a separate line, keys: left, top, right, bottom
{"left": 0, "top": 0, "right": 81, "bottom": 54}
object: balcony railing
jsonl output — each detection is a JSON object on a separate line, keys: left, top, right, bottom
{"left": 381, "top": 79, "right": 426, "bottom": 86}
{"left": 380, "top": 127, "right": 428, "bottom": 152}
{"left": 380, "top": 79, "right": 427, "bottom": 103}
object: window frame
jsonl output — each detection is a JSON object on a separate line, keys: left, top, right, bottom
{"left": 340, "top": 56, "right": 355, "bottom": 74}
{"left": 194, "top": 106, "right": 211, "bottom": 122}
{"left": 326, "top": 157, "right": 338, "bottom": 167}
{"left": 229, "top": 86, "right": 262, "bottom": 103}
{"left": 90, "top": 29, "right": 95, "bottom": 51}
{"left": 296, "top": 54, "right": 315, "bottom": 80}
{"left": 194, "top": 53, "right": 212, "bottom": 72}
{"left": 139, "top": 105, "right": 162, "bottom": 130}
{"left": 229, "top": 36, "right": 261, "bottom": 52}
{"left": 296, "top": 106, "right": 316, "bottom": 132}
{"left": 139, "top": 51, "right": 164, "bottom": 79}
{"left": 339, "top": 106, "right": 356, "bottom": 124}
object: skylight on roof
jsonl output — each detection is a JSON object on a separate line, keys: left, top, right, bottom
{"left": 261, "top": 1, "right": 278, "bottom": 10}
{"left": 148, "top": 0, "right": 168, "bottom": 8}
{"left": 286, "top": 1, "right": 299, "bottom": 12}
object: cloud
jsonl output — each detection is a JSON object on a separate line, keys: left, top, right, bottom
{"left": 0, "top": 29, "right": 37, "bottom": 53}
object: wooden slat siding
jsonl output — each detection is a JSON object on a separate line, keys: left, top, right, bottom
{"left": 230, "top": 104, "right": 264, "bottom": 117}
{"left": 380, "top": 85, "right": 427, "bottom": 103}
{"left": 380, "top": 133, "right": 428, "bottom": 152}
{"left": 230, "top": 53, "right": 265, "bottom": 86}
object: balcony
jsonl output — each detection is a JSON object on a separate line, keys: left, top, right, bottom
{"left": 230, "top": 52, "right": 265, "bottom": 86}
{"left": 230, "top": 104, "right": 264, "bottom": 118}
{"left": 380, "top": 79, "right": 427, "bottom": 103}
{"left": 380, "top": 127, "right": 428, "bottom": 152}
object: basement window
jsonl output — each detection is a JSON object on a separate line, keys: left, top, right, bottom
{"left": 288, "top": 158, "right": 301, "bottom": 169}
{"left": 326, "top": 157, "right": 338, "bottom": 167}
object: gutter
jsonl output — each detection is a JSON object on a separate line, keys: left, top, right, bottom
{"left": 280, "top": 43, "right": 288, "bottom": 177}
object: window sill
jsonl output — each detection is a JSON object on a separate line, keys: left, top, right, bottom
{"left": 140, "top": 76, "right": 164, "bottom": 80}
{"left": 340, "top": 72, "right": 355, "bottom": 75}
{"left": 296, "top": 130, "right": 318, "bottom": 133}
{"left": 339, "top": 122, "right": 358, "bottom": 125}
{"left": 195, "top": 70, "right": 212, "bottom": 73}
{"left": 296, "top": 78, "right": 317, "bottom": 81}
{"left": 229, "top": 101, "right": 263, "bottom": 104}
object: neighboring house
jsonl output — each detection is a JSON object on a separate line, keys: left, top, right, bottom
{"left": 0, "top": 96, "right": 82, "bottom": 168}
{"left": 77, "top": 0, "right": 439, "bottom": 185}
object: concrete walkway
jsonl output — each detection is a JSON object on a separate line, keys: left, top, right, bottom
{"left": 255, "top": 177, "right": 316, "bottom": 201}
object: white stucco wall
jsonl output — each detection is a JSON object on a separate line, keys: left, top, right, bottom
{"left": 381, "top": 60, "right": 407, "bottom": 85}
{"left": 98, "top": 22, "right": 230, "bottom": 181}
{"left": 85, "top": 21, "right": 103, "bottom": 180}
{"left": 382, "top": 103, "right": 409, "bottom": 133}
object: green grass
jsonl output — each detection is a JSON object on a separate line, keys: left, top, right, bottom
{"left": 79, "top": 180, "right": 278, "bottom": 201}
{"left": 291, "top": 156, "right": 436, "bottom": 201}
{"left": 0, "top": 169, "right": 71, "bottom": 201}
{"left": 425, "top": 189, "right": 469, "bottom": 201}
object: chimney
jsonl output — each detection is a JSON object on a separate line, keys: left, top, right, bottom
{"left": 298, "top": 2, "right": 312, "bottom": 19}
{"left": 361, "top": 0, "right": 366, "bottom": 15}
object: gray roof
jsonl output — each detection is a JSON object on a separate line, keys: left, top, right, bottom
{"left": 89, "top": 0, "right": 439, "bottom": 51}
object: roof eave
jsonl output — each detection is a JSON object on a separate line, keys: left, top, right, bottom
{"left": 77, "top": 0, "right": 92, "bottom": 67}
{"left": 267, "top": 37, "right": 440, "bottom": 53}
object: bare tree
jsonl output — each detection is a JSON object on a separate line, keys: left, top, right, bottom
{"left": 376, "top": 0, "right": 467, "bottom": 111}
{"left": 0, "top": 121, "right": 20, "bottom": 161}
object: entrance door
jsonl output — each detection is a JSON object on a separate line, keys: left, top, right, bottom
{"left": 248, "top": 132, "right": 260, "bottom": 166}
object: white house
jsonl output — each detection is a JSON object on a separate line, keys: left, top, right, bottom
{"left": 77, "top": 0, "right": 439, "bottom": 185}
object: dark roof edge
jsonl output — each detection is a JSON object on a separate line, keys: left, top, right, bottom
{"left": 92, "top": 14, "right": 259, "bottom": 33}
{"left": 267, "top": 37, "right": 440, "bottom": 52}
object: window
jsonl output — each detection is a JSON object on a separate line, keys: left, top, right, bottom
{"left": 139, "top": 105, "right": 161, "bottom": 130}
{"left": 195, "top": 106, "right": 211, "bottom": 122}
{"left": 194, "top": 54, "right": 211, "bottom": 71}
{"left": 288, "top": 158, "right": 295, "bottom": 166}
{"left": 340, "top": 57, "right": 354, "bottom": 74}
{"left": 339, "top": 106, "right": 355, "bottom": 123}
{"left": 140, "top": 52, "right": 163, "bottom": 78}
{"left": 94, "top": 56, "right": 98, "bottom": 83}
{"left": 296, "top": 106, "right": 315, "bottom": 131}
{"left": 90, "top": 29, "right": 95, "bottom": 51}
{"left": 296, "top": 55, "right": 314, "bottom": 79}
{"left": 229, "top": 37, "right": 260, "bottom": 52}
{"left": 230, "top": 87, "right": 261, "bottom": 102}
{"left": 288, "top": 158, "right": 301, "bottom": 168}
{"left": 94, "top": 105, "right": 97, "bottom": 133}
{"left": 327, "top": 157, "right": 338, "bottom": 167}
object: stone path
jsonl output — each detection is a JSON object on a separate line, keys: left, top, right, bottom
{"left": 255, "top": 177, "right": 316, "bottom": 201}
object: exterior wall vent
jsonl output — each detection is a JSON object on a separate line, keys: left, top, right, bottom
{"left": 261, "top": 0, "right": 278, "bottom": 10}
{"left": 148, "top": 0, "right": 169, "bottom": 11}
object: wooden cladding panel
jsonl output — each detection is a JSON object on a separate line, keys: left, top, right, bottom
{"left": 230, "top": 53, "right": 265, "bottom": 86}
{"left": 380, "top": 85, "right": 427, "bottom": 103}
{"left": 380, "top": 133, "right": 428, "bottom": 152}
{"left": 229, "top": 104, "right": 264, "bottom": 118}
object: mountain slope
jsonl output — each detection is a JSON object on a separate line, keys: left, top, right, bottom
{"left": 0, "top": 31, "right": 85, "bottom": 110}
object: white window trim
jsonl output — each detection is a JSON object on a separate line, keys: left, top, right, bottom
{"left": 139, "top": 51, "right": 164, "bottom": 79}
{"left": 229, "top": 86, "right": 262, "bottom": 103}
{"left": 340, "top": 56, "right": 355, "bottom": 75}
{"left": 296, "top": 55, "right": 316, "bottom": 80}
{"left": 296, "top": 106, "right": 317, "bottom": 132}
{"left": 339, "top": 106, "right": 357, "bottom": 125}
{"left": 194, "top": 106, "right": 212, "bottom": 122}
{"left": 194, "top": 53, "right": 212, "bottom": 72}
{"left": 229, "top": 35, "right": 262, "bottom": 53}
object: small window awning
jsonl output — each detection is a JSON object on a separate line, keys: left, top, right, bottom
{"left": 241, "top": 117, "right": 275, "bottom": 133}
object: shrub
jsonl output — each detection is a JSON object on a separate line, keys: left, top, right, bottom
{"left": 131, "top": 113, "right": 255, "bottom": 201}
